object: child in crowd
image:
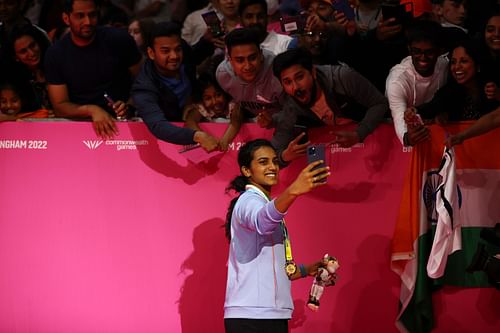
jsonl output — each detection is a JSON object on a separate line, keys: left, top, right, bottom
{"left": 0, "top": 84, "right": 49, "bottom": 121}
{"left": 184, "top": 74, "right": 243, "bottom": 151}
{"left": 0, "top": 84, "right": 22, "bottom": 121}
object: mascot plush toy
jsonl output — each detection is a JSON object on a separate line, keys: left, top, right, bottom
{"left": 307, "top": 254, "right": 339, "bottom": 311}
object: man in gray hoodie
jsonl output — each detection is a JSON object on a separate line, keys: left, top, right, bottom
{"left": 216, "top": 27, "right": 284, "bottom": 125}
{"left": 272, "top": 47, "right": 388, "bottom": 165}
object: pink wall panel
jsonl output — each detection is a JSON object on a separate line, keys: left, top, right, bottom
{"left": 0, "top": 122, "right": 498, "bottom": 333}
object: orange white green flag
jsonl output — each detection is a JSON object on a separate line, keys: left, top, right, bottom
{"left": 391, "top": 123, "right": 500, "bottom": 333}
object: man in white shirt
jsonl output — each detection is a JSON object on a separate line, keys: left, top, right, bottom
{"left": 239, "top": 0, "right": 295, "bottom": 55}
{"left": 386, "top": 20, "right": 448, "bottom": 146}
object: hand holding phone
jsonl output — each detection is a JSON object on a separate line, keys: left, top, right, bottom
{"left": 103, "top": 93, "right": 114, "bottom": 106}
{"left": 381, "top": 3, "right": 413, "bottom": 26}
{"left": 202, "top": 11, "right": 224, "bottom": 38}
{"left": 307, "top": 144, "right": 328, "bottom": 183}
{"left": 293, "top": 125, "right": 309, "bottom": 145}
{"left": 332, "top": 0, "right": 355, "bottom": 21}
{"left": 104, "top": 93, "right": 126, "bottom": 121}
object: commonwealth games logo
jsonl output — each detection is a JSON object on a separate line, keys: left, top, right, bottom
{"left": 83, "top": 140, "right": 104, "bottom": 150}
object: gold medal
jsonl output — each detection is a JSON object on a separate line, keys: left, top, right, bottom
{"left": 285, "top": 261, "right": 297, "bottom": 277}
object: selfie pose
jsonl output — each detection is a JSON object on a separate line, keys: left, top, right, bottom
{"left": 224, "top": 139, "right": 330, "bottom": 333}
{"left": 271, "top": 47, "right": 387, "bottom": 165}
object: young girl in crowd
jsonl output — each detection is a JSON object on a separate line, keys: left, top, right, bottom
{"left": 223, "top": 139, "right": 330, "bottom": 333}
{"left": 184, "top": 74, "right": 243, "bottom": 151}
{"left": 0, "top": 83, "right": 49, "bottom": 121}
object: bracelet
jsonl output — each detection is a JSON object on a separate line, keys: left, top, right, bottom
{"left": 299, "top": 264, "right": 307, "bottom": 278}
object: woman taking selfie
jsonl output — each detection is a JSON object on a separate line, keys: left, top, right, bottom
{"left": 223, "top": 138, "right": 330, "bottom": 333}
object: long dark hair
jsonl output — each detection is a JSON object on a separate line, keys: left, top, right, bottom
{"left": 5, "top": 24, "right": 51, "bottom": 111}
{"left": 449, "top": 39, "right": 482, "bottom": 83}
{"left": 482, "top": 10, "right": 500, "bottom": 56}
{"left": 8, "top": 24, "right": 51, "bottom": 72}
{"left": 224, "top": 139, "right": 276, "bottom": 240}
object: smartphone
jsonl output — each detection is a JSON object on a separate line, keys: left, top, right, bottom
{"left": 202, "top": 11, "right": 224, "bottom": 38}
{"left": 103, "top": 93, "right": 114, "bottom": 106}
{"left": 104, "top": 93, "right": 126, "bottom": 121}
{"left": 381, "top": 3, "right": 413, "bottom": 25}
{"left": 332, "top": 0, "right": 355, "bottom": 21}
{"left": 280, "top": 13, "right": 308, "bottom": 35}
{"left": 293, "top": 124, "right": 309, "bottom": 145}
{"left": 307, "top": 144, "right": 328, "bottom": 183}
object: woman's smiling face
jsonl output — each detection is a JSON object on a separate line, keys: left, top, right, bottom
{"left": 485, "top": 16, "right": 500, "bottom": 54}
{"left": 450, "top": 46, "right": 477, "bottom": 86}
{"left": 0, "top": 88, "right": 22, "bottom": 115}
{"left": 14, "top": 35, "right": 41, "bottom": 69}
{"left": 242, "top": 146, "right": 280, "bottom": 193}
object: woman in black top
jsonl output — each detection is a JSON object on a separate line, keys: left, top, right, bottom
{"left": 420, "top": 40, "right": 499, "bottom": 122}
{"left": 7, "top": 24, "right": 52, "bottom": 111}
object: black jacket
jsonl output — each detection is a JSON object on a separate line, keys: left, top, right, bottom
{"left": 132, "top": 39, "right": 214, "bottom": 144}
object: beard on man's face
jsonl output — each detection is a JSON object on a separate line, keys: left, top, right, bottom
{"left": 293, "top": 80, "right": 318, "bottom": 108}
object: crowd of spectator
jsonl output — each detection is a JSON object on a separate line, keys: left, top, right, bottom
{"left": 1, "top": 0, "right": 500, "bottom": 153}
{"left": 2, "top": 1, "right": 500, "bottom": 331}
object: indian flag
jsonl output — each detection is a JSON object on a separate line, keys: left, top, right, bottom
{"left": 391, "top": 123, "right": 500, "bottom": 333}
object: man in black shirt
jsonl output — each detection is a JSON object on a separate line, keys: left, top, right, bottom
{"left": 45, "top": 0, "right": 142, "bottom": 138}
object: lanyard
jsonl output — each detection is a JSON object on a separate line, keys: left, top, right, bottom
{"left": 245, "top": 184, "right": 297, "bottom": 277}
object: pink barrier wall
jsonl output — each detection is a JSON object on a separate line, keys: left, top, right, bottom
{"left": 0, "top": 122, "right": 498, "bottom": 333}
